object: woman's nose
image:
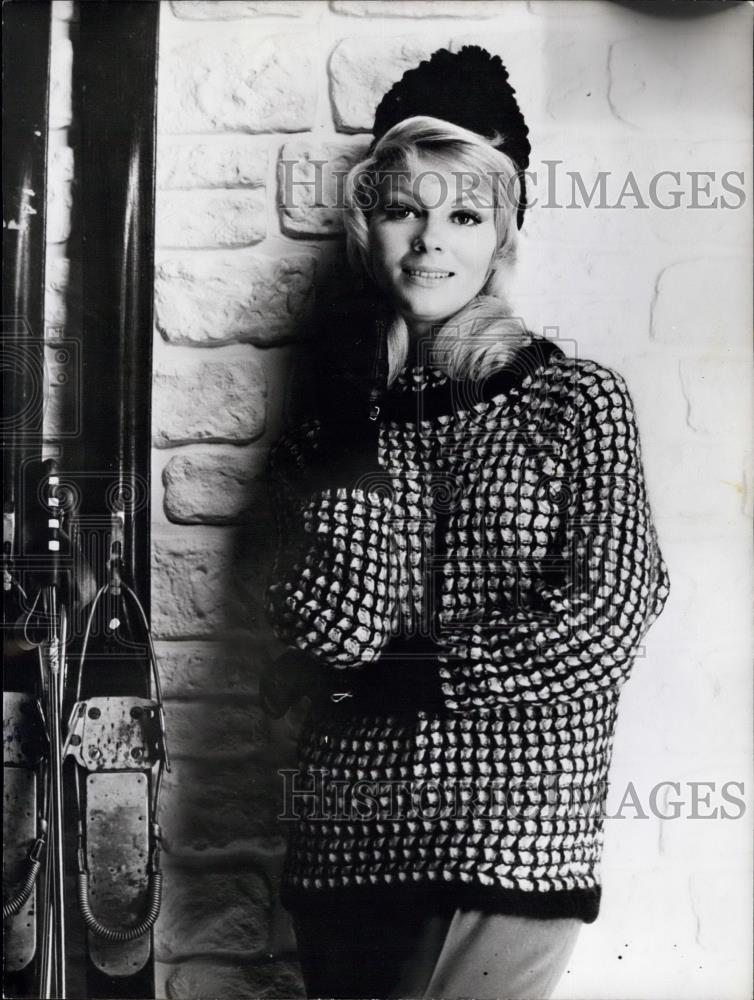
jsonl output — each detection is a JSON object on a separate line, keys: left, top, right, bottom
{"left": 412, "top": 219, "right": 444, "bottom": 253}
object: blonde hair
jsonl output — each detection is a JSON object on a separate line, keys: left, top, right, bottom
{"left": 343, "top": 115, "right": 531, "bottom": 383}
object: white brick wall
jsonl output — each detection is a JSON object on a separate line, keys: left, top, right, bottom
{"left": 43, "top": 2, "right": 76, "bottom": 444}
{"left": 41, "top": 1, "right": 753, "bottom": 997}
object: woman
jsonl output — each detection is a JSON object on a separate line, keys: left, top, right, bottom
{"left": 262, "top": 47, "right": 669, "bottom": 1000}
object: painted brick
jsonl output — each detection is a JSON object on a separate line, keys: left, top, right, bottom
{"left": 643, "top": 440, "right": 749, "bottom": 522}
{"left": 157, "top": 137, "right": 269, "bottom": 190}
{"left": 154, "top": 251, "right": 317, "bottom": 346}
{"left": 653, "top": 532, "right": 751, "bottom": 660}
{"left": 156, "top": 189, "right": 267, "bottom": 249}
{"left": 279, "top": 137, "right": 369, "bottom": 237}
{"left": 154, "top": 640, "right": 270, "bottom": 698}
{"left": 49, "top": 39, "right": 73, "bottom": 129}
{"left": 44, "top": 255, "right": 70, "bottom": 330}
{"left": 155, "top": 867, "right": 270, "bottom": 962}
{"left": 162, "top": 448, "right": 269, "bottom": 525}
{"left": 643, "top": 139, "right": 750, "bottom": 248}
{"left": 744, "top": 455, "right": 754, "bottom": 521}
{"left": 330, "top": 35, "right": 445, "bottom": 132}
{"left": 166, "top": 958, "right": 304, "bottom": 1000}
{"left": 528, "top": 0, "right": 608, "bottom": 15}
{"left": 159, "top": 758, "right": 282, "bottom": 853}
{"left": 332, "top": 0, "right": 503, "bottom": 15}
{"left": 650, "top": 257, "right": 751, "bottom": 350}
{"left": 152, "top": 527, "right": 274, "bottom": 639}
{"left": 608, "top": 27, "right": 751, "bottom": 136}
{"left": 164, "top": 700, "right": 268, "bottom": 761}
{"left": 152, "top": 532, "right": 244, "bottom": 639}
{"left": 170, "top": 0, "right": 309, "bottom": 17}
{"left": 679, "top": 358, "right": 750, "bottom": 438}
{"left": 158, "top": 33, "right": 317, "bottom": 134}
{"left": 153, "top": 354, "right": 267, "bottom": 447}
{"left": 47, "top": 146, "right": 73, "bottom": 244}
{"left": 52, "top": 0, "right": 76, "bottom": 20}
{"left": 514, "top": 242, "right": 656, "bottom": 365}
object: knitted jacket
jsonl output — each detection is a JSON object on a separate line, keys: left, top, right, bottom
{"left": 266, "top": 338, "right": 670, "bottom": 924}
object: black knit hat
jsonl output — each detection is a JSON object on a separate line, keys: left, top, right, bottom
{"left": 370, "top": 46, "right": 531, "bottom": 229}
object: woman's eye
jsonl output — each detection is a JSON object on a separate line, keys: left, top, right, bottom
{"left": 382, "top": 206, "right": 418, "bottom": 220}
{"left": 452, "top": 210, "right": 482, "bottom": 226}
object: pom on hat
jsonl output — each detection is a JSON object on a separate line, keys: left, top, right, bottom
{"left": 371, "top": 46, "right": 531, "bottom": 229}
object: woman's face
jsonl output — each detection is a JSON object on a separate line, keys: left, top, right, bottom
{"left": 367, "top": 155, "right": 499, "bottom": 339}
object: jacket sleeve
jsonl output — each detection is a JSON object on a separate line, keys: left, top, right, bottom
{"left": 265, "top": 421, "right": 400, "bottom": 670}
{"left": 436, "top": 366, "right": 670, "bottom": 709}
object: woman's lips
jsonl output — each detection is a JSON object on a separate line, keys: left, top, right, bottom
{"left": 402, "top": 267, "right": 454, "bottom": 286}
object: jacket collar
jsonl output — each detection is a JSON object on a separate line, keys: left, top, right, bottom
{"left": 381, "top": 337, "right": 564, "bottom": 421}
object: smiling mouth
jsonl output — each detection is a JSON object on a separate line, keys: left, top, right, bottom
{"left": 402, "top": 268, "right": 454, "bottom": 280}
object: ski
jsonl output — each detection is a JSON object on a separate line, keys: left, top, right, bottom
{"left": 66, "top": 4, "right": 161, "bottom": 995}
{"left": 2, "top": 2, "right": 53, "bottom": 996}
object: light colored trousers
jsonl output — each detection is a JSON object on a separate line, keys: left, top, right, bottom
{"left": 292, "top": 898, "right": 582, "bottom": 1000}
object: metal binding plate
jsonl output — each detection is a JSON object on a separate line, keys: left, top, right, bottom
{"left": 86, "top": 771, "right": 151, "bottom": 976}
{"left": 3, "top": 691, "right": 46, "bottom": 766}
{"left": 65, "top": 697, "right": 163, "bottom": 771}
{"left": 3, "top": 767, "right": 37, "bottom": 971}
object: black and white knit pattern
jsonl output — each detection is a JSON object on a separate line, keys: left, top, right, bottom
{"left": 266, "top": 345, "right": 670, "bottom": 923}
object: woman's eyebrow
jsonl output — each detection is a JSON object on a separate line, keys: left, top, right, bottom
{"left": 451, "top": 191, "right": 493, "bottom": 209}
{"left": 380, "top": 191, "right": 419, "bottom": 206}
